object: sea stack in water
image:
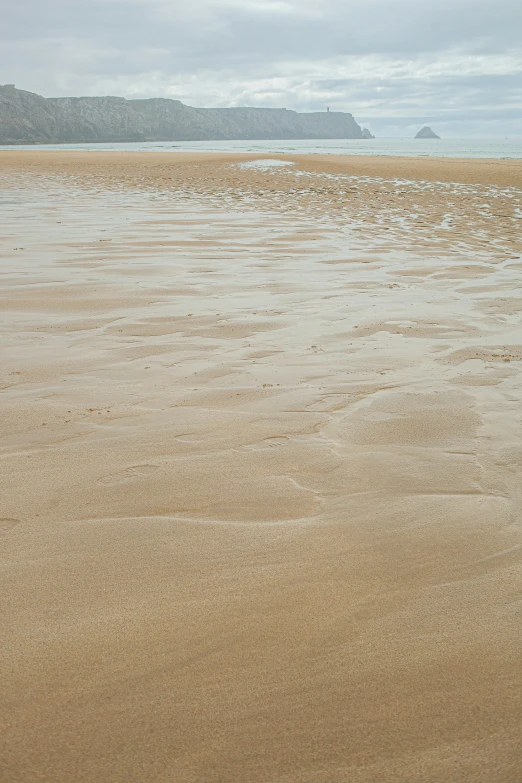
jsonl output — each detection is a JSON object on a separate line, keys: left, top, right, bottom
{"left": 415, "top": 126, "right": 440, "bottom": 139}
{"left": 361, "top": 128, "right": 375, "bottom": 139}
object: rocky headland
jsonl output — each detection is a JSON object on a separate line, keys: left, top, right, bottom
{"left": 0, "top": 84, "right": 366, "bottom": 144}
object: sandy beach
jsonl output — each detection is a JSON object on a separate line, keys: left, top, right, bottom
{"left": 1, "top": 151, "right": 522, "bottom": 783}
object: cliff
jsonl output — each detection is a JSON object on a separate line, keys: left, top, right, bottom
{"left": 0, "top": 85, "right": 365, "bottom": 144}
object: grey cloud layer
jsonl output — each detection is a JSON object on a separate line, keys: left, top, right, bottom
{"left": 2, "top": 0, "right": 521, "bottom": 135}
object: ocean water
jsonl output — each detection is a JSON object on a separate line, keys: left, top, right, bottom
{"left": 1, "top": 137, "right": 522, "bottom": 158}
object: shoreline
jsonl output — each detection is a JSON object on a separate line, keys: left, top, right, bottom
{"left": 2, "top": 149, "right": 522, "bottom": 187}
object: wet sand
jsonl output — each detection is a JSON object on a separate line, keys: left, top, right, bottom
{"left": 1, "top": 152, "right": 522, "bottom": 782}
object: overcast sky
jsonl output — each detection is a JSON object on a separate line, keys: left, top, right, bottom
{"left": 2, "top": 0, "right": 521, "bottom": 136}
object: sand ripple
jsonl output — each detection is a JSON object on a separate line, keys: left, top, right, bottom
{"left": 1, "top": 153, "right": 522, "bottom": 783}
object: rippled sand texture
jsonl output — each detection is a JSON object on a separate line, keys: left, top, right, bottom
{"left": 1, "top": 152, "right": 522, "bottom": 783}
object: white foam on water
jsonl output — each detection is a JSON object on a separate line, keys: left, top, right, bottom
{"left": 236, "top": 159, "right": 296, "bottom": 171}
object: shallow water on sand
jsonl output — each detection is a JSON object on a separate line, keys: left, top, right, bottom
{"left": 1, "top": 168, "right": 522, "bottom": 783}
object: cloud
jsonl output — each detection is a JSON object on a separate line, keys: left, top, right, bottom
{"left": 1, "top": 0, "right": 521, "bottom": 135}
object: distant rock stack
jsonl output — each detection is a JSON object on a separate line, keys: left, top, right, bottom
{"left": 361, "top": 128, "right": 375, "bottom": 139}
{"left": 415, "top": 126, "right": 440, "bottom": 139}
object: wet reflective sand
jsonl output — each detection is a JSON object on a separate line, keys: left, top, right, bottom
{"left": 1, "top": 153, "right": 522, "bottom": 783}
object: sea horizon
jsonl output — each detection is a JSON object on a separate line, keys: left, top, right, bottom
{"left": 2, "top": 137, "right": 522, "bottom": 159}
